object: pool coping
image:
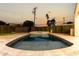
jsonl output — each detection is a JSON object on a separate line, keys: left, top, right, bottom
{"left": 0, "top": 32, "right": 79, "bottom": 56}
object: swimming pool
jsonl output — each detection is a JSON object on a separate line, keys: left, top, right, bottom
{"left": 6, "top": 34, "right": 73, "bottom": 51}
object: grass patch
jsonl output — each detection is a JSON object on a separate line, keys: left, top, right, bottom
{"left": 0, "top": 32, "right": 15, "bottom": 36}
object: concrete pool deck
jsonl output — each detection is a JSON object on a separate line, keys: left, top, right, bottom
{"left": 0, "top": 32, "right": 79, "bottom": 56}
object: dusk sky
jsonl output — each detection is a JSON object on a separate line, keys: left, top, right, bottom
{"left": 0, "top": 3, "right": 76, "bottom": 26}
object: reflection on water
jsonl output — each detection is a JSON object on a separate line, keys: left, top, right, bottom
{"left": 13, "top": 41, "right": 69, "bottom": 51}
{"left": 12, "top": 34, "right": 70, "bottom": 51}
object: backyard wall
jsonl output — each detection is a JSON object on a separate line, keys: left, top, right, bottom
{"left": 34, "top": 24, "right": 74, "bottom": 35}
{"left": 54, "top": 24, "right": 74, "bottom": 35}
{"left": 0, "top": 25, "right": 14, "bottom": 33}
{"left": 0, "top": 24, "right": 74, "bottom": 35}
{"left": 15, "top": 27, "right": 29, "bottom": 33}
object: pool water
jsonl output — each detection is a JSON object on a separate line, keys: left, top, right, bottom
{"left": 10, "top": 34, "right": 72, "bottom": 51}
{"left": 23, "top": 34, "right": 58, "bottom": 41}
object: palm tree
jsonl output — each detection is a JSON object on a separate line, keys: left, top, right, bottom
{"left": 32, "top": 7, "right": 37, "bottom": 26}
{"left": 45, "top": 13, "right": 51, "bottom": 32}
{"left": 46, "top": 13, "right": 49, "bottom": 20}
{"left": 46, "top": 14, "right": 50, "bottom": 26}
{"left": 51, "top": 18, "right": 56, "bottom": 26}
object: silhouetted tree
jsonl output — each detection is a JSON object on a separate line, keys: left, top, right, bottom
{"left": 6, "top": 23, "right": 9, "bottom": 26}
{"left": 0, "top": 21, "right": 7, "bottom": 25}
{"left": 66, "top": 21, "right": 73, "bottom": 24}
{"left": 23, "top": 20, "right": 34, "bottom": 32}
{"left": 47, "top": 18, "right": 56, "bottom": 32}
{"left": 51, "top": 18, "right": 56, "bottom": 26}
{"left": 46, "top": 14, "right": 49, "bottom": 20}
{"left": 46, "top": 13, "right": 51, "bottom": 32}
{"left": 47, "top": 20, "right": 51, "bottom": 27}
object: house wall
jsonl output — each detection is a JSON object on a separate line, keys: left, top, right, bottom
{"left": 75, "top": 4, "right": 79, "bottom": 36}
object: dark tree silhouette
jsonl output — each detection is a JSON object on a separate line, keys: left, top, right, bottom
{"left": 45, "top": 13, "right": 50, "bottom": 26}
{"left": 46, "top": 14, "right": 49, "bottom": 20}
{"left": 47, "top": 20, "right": 51, "bottom": 27}
{"left": 51, "top": 18, "right": 56, "bottom": 26}
{"left": 23, "top": 20, "right": 34, "bottom": 32}
{"left": 0, "top": 21, "right": 7, "bottom": 25}
{"left": 6, "top": 23, "right": 9, "bottom": 26}
{"left": 47, "top": 18, "right": 56, "bottom": 32}
{"left": 66, "top": 21, "right": 73, "bottom": 24}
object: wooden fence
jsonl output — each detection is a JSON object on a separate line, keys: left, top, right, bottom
{"left": 0, "top": 24, "right": 74, "bottom": 35}
{"left": 34, "top": 24, "right": 74, "bottom": 35}
{"left": 0, "top": 25, "right": 14, "bottom": 33}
